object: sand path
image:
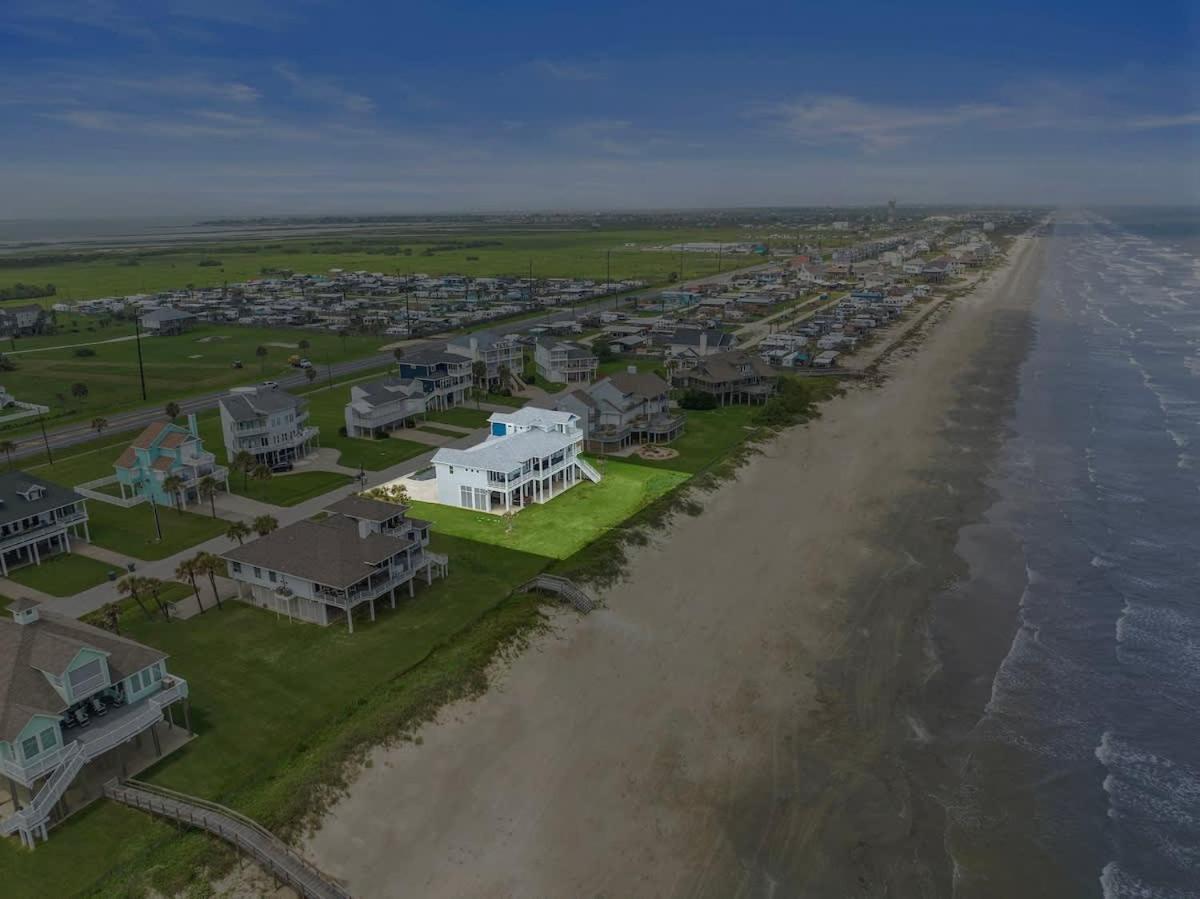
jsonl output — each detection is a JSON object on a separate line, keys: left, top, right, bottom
{"left": 303, "top": 237, "right": 1044, "bottom": 898}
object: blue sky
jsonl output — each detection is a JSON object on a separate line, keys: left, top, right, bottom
{"left": 1, "top": 0, "right": 1197, "bottom": 218}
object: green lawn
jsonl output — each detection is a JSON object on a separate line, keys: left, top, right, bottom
{"left": 302, "top": 387, "right": 430, "bottom": 470}
{"left": 612, "top": 405, "right": 760, "bottom": 474}
{"left": 417, "top": 424, "right": 467, "bottom": 438}
{"left": 86, "top": 501, "right": 228, "bottom": 560}
{"left": 0, "top": 535, "right": 549, "bottom": 899}
{"left": 597, "top": 355, "right": 666, "bottom": 378}
{"left": 408, "top": 460, "right": 689, "bottom": 559}
{"left": 425, "top": 406, "right": 491, "bottom": 429}
{"left": 5, "top": 553, "right": 117, "bottom": 596}
{"left": 481, "top": 392, "right": 528, "bottom": 407}
{"left": 229, "top": 470, "right": 353, "bottom": 506}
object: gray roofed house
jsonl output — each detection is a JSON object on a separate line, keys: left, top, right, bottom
{"left": 672, "top": 350, "right": 777, "bottom": 405}
{"left": 138, "top": 307, "right": 196, "bottom": 335}
{"left": 0, "top": 600, "right": 189, "bottom": 847}
{"left": 553, "top": 367, "right": 685, "bottom": 452}
{"left": 660, "top": 328, "right": 737, "bottom": 359}
{"left": 218, "top": 386, "right": 318, "bottom": 467}
{"left": 221, "top": 503, "right": 446, "bottom": 633}
{"left": 0, "top": 471, "right": 91, "bottom": 577}
{"left": 445, "top": 330, "right": 524, "bottom": 385}
{"left": 344, "top": 376, "right": 427, "bottom": 438}
{"left": 533, "top": 337, "right": 598, "bottom": 385}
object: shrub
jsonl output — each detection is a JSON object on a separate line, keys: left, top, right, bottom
{"left": 73, "top": 346, "right": 97, "bottom": 357}
{"left": 752, "top": 378, "right": 818, "bottom": 428}
{"left": 338, "top": 425, "right": 348, "bottom": 437}
{"left": 679, "top": 390, "right": 717, "bottom": 410}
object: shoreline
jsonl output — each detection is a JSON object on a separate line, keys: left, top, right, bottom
{"left": 300, "top": 235, "right": 1047, "bottom": 897}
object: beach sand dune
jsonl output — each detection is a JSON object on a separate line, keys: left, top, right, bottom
{"left": 303, "top": 235, "right": 1046, "bottom": 898}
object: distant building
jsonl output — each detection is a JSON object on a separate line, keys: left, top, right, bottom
{"left": 0, "top": 472, "right": 90, "bottom": 577}
{"left": 0, "top": 599, "right": 190, "bottom": 847}
{"left": 555, "top": 368, "right": 686, "bottom": 453}
{"left": 396, "top": 349, "right": 472, "bottom": 411}
{"left": 113, "top": 415, "right": 228, "bottom": 507}
{"left": 222, "top": 497, "right": 447, "bottom": 633}
{"left": 0, "top": 305, "right": 46, "bottom": 337}
{"left": 533, "top": 338, "right": 598, "bottom": 385}
{"left": 673, "top": 350, "right": 777, "bottom": 405}
{"left": 344, "top": 377, "right": 428, "bottom": 438}
{"left": 431, "top": 407, "right": 600, "bottom": 513}
{"left": 446, "top": 330, "right": 524, "bottom": 387}
{"left": 218, "top": 386, "right": 318, "bottom": 467}
{"left": 138, "top": 308, "right": 196, "bottom": 336}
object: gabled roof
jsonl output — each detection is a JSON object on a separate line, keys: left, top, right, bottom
{"left": 605, "top": 371, "right": 669, "bottom": 399}
{"left": 489, "top": 406, "right": 577, "bottom": 429}
{"left": 0, "top": 472, "right": 82, "bottom": 526}
{"left": 324, "top": 495, "right": 409, "bottom": 522}
{"left": 433, "top": 428, "right": 576, "bottom": 472}
{"left": 219, "top": 388, "right": 304, "bottom": 422}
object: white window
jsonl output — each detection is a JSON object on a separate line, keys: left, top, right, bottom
{"left": 21, "top": 736, "right": 39, "bottom": 759}
{"left": 39, "top": 727, "right": 58, "bottom": 752}
{"left": 460, "top": 486, "right": 472, "bottom": 508}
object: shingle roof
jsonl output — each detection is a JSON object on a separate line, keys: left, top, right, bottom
{"left": 324, "top": 495, "right": 409, "bottom": 522}
{"left": 222, "top": 515, "right": 413, "bottom": 589}
{"left": 0, "top": 472, "right": 83, "bottom": 527}
{"left": 433, "top": 428, "right": 576, "bottom": 471}
{"left": 219, "top": 388, "right": 304, "bottom": 422}
{"left": 605, "top": 371, "right": 669, "bottom": 399}
{"left": 400, "top": 348, "right": 465, "bottom": 367}
{"left": 114, "top": 447, "right": 138, "bottom": 469}
{"left": 0, "top": 606, "right": 167, "bottom": 742}
{"left": 132, "top": 421, "right": 170, "bottom": 449}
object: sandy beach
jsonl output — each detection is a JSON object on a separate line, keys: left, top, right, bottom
{"left": 302, "top": 234, "right": 1046, "bottom": 898}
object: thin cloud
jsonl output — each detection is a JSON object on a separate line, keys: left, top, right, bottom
{"left": 1127, "top": 111, "right": 1200, "bottom": 129}
{"left": 531, "top": 59, "right": 605, "bottom": 82}
{"left": 771, "top": 95, "right": 1007, "bottom": 150}
{"left": 274, "top": 63, "right": 374, "bottom": 114}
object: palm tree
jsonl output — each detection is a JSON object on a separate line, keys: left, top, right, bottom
{"left": 251, "top": 463, "right": 272, "bottom": 491}
{"left": 144, "top": 577, "right": 171, "bottom": 622}
{"left": 255, "top": 344, "right": 268, "bottom": 372}
{"left": 161, "top": 473, "right": 186, "bottom": 514}
{"left": 98, "top": 602, "right": 122, "bottom": 636}
{"left": 164, "top": 401, "right": 181, "bottom": 420}
{"left": 393, "top": 346, "right": 405, "bottom": 367}
{"left": 70, "top": 381, "right": 89, "bottom": 402}
{"left": 471, "top": 360, "right": 487, "bottom": 408}
{"left": 91, "top": 417, "right": 108, "bottom": 436}
{"left": 198, "top": 475, "right": 219, "bottom": 517}
{"left": 252, "top": 514, "right": 278, "bottom": 537}
{"left": 0, "top": 439, "right": 15, "bottom": 469}
{"left": 174, "top": 557, "right": 206, "bottom": 614}
{"left": 305, "top": 367, "right": 317, "bottom": 385}
{"left": 197, "top": 552, "right": 225, "bottom": 610}
{"left": 498, "top": 363, "right": 512, "bottom": 393}
{"left": 231, "top": 450, "right": 255, "bottom": 489}
{"left": 225, "top": 520, "right": 251, "bottom": 545}
{"left": 117, "top": 575, "right": 154, "bottom": 621}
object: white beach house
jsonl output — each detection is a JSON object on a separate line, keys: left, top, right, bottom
{"left": 430, "top": 407, "right": 600, "bottom": 513}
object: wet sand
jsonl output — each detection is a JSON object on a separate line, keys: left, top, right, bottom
{"left": 303, "top": 235, "right": 1046, "bottom": 898}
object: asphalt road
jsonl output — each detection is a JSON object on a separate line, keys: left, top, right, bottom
{"left": 10, "top": 256, "right": 779, "bottom": 463}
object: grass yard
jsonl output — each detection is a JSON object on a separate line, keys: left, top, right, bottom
{"left": 613, "top": 405, "right": 760, "bottom": 474}
{"left": 408, "top": 460, "right": 689, "bottom": 559}
{"left": 86, "top": 501, "right": 227, "bottom": 560}
{"left": 5, "top": 553, "right": 117, "bottom": 596}
{"left": 481, "top": 392, "right": 527, "bottom": 407}
{"left": 417, "top": 424, "right": 467, "bottom": 438}
{"left": 230, "top": 470, "right": 353, "bottom": 506}
{"left": 425, "top": 406, "right": 491, "bottom": 429}
{"left": 597, "top": 355, "right": 666, "bottom": 378}
{"left": 302, "top": 387, "right": 429, "bottom": 470}
{"left": 0, "top": 535, "right": 549, "bottom": 899}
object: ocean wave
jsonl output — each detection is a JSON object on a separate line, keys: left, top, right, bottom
{"left": 1100, "top": 860, "right": 1196, "bottom": 899}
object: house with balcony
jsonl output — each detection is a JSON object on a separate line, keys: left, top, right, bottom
{"left": 218, "top": 386, "right": 318, "bottom": 467}
{"left": 430, "top": 407, "right": 600, "bottom": 514}
{"left": 0, "top": 599, "right": 190, "bottom": 847}
{"left": 138, "top": 307, "right": 196, "bottom": 336}
{"left": 396, "top": 348, "right": 472, "bottom": 411}
{"left": 673, "top": 350, "right": 778, "bottom": 405}
{"left": 344, "top": 376, "right": 428, "bottom": 437}
{"left": 533, "top": 338, "right": 598, "bottom": 385}
{"left": 222, "top": 497, "right": 447, "bottom": 633}
{"left": 0, "top": 473, "right": 90, "bottom": 578}
{"left": 446, "top": 330, "right": 524, "bottom": 387}
{"left": 113, "top": 415, "right": 228, "bottom": 507}
{"left": 554, "top": 369, "right": 686, "bottom": 453}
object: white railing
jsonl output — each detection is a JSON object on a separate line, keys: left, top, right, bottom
{"left": 0, "top": 511, "right": 88, "bottom": 553}
{"left": 576, "top": 458, "right": 602, "bottom": 483}
{"left": 0, "top": 745, "right": 67, "bottom": 787}
{"left": 0, "top": 743, "right": 84, "bottom": 838}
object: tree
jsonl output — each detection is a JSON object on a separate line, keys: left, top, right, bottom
{"left": 198, "top": 475, "right": 219, "bottom": 517}
{"left": 255, "top": 344, "right": 268, "bottom": 372}
{"left": 117, "top": 575, "right": 156, "bottom": 621}
{"left": 144, "top": 577, "right": 171, "bottom": 621}
{"left": 91, "top": 417, "right": 108, "bottom": 436}
{"left": 393, "top": 346, "right": 405, "bottom": 366}
{"left": 164, "top": 401, "right": 181, "bottom": 420}
{"left": 0, "top": 440, "right": 15, "bottom": 469}
{"left": 497, "top": 363, "right": 513, "bottom": 393}
{"left": 251, "top": 463, "right": 272, "bottom": 490}
{"left": 252, "top": 514, "right": 278, "bottom": 537}
{"left": 364, "top": 483, "right": 410, "bottom": 505}
{"left": 197, "top": 552, "right": 225, "bottom": 610}
{"left": 298, "top": 339, "right": 310, "bottom": 352}
{"left": 174, "top": 557, "right": 206, "bottom": 614}
{"left": 231, "top": 449, "right": 255, "bottom": 489}
{"left": 162, "top": 473, "right": 186, "bottom": 513}
{"left": 502, "top": 510, "right": 516, "bottom": 537}
{"left": 305, "top": 367, "right": 317, "bottom": 385}
{"left": 471, "top": 360, "right": 487, "bottom": 408}
{"left": 70, "top": 382, "right": 89, "bottom": 402}
{"left": 98, "top": 602, "right": 122, "bottom": 636}
{"left": 225, "top": 520, "right": 251, "bottom": 545}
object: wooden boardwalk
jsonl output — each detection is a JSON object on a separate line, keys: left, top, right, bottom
{"left": 521, "top": 573, "right": 596, "bottom": 612}
{"left": 105, "top": 779, "right": 351, "bottom": 899}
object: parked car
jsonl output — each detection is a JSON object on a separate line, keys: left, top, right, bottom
{"left": 270, "top": 461, "right": 293, "bottom": 474}
{"left": 261, "top": 380, "right": 279, "bottom": 390}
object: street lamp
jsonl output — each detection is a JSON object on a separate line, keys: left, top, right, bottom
{"left": 357, "top": 465, "right": 368, "bottom": 492}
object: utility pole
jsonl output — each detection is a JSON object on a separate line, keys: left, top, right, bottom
{"left": 717, "top": 244, "right": 723, "bottom": 274}
{"left": 148, "top": 495, "right": 163, "bottom": 542}
{"left": 528, "top": 259, "right": 534, "bottom": 305}
{"left": 38, "top": 414, "right": 53, "bottom": 464}
{"left": 133, "top": 316, "right": 148, "bottom": 401}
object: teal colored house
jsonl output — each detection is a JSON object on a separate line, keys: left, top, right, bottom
{"left": 0, "top": 599, "right": 190, "bottom": 847}
{"left": 113, "top": 414, "right": 229, "bottom": 507}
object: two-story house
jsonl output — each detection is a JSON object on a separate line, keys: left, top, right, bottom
{"left": 0, "top": 599, "right": 190, "bottom": 847}
{"left": 554, "top": 369, "right": 686, "bottom": 453}
{"left": 138, "top": 308, "right": 196, "bottom": 336}
{"left": 222, "top": 497, "right": 448, "bottom": 633}
{"left": 218, "top": 386, "right": 318, "bottom": 467}
{"left": 0, "top": 473, "right": 90, "bottom": 578}
{"left": 533, "top": 338, "right": 598, "bottom": 385}
{"left": 431, "top": 407, "right": 600, "bottom": 513}
{"left": 396, "top": 348, "right": 472, "bottom": 411}
{"left": 672, "top": 350, "right": 778, "bottom": 405}
{"left": 446, "top": 330, "right": 524, "bottom": 387}
{"left": 113, "top": 415, "right": 228, "bottom": 507}
{"left": 657, "top": 328, "right": 738, "bottom": 369}
{"left": 0, "top": 305, "right": 46, "bottom": 337}
{"left": 344, "top": 377, "right": 428, "bottom": 438}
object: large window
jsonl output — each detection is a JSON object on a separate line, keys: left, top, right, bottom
{"left": 21, "top": 736, "right": 38, "bottom": 759}
{"left": 460, "top": 486, "right": 472, "bottom": 508}
{"left": 68, "top": 658, "right": 105, "bottom": 698}
{"left": 38, "top": 727, "right": 57, "bottom": 752}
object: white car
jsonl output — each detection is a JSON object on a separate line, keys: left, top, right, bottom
{"left": 261, "top": 380, "right": 279, "bottom": 389}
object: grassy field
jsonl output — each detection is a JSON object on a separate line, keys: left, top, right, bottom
{"left": 87, "top": 502, "right": 228, "bottom": 560}
{"left": 0, "top": 535, "right": 549, "bottom": 899}
{"left": 597, "top": 355, "right": 666, "bottom": 378}
{"left": 229, "top": 470, "right": 354, "bottom": 506}
{"left": 301, "top": 387, "right": 431, "bottom": 471}
{"left": 610, "top": 405, "right": 759, "bottom": 474}
{"left": 408, "top": 460, "right": 689, "bottom": 559}
{"left": 5, "top": 552, "right": 117, "bottom": 596}
{"left": 0, "top": 227, "right": 767, "bottom": 305}
{"left": 424, "top": 406, "right": 491, "bottom": 429}
{"left": 0, "top": 322, "right": 386, "bottom": 434}
{"left": 416, "top": 424, "right": 466, "bottom": 438}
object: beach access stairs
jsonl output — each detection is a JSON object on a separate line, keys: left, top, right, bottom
{"left": 104, "top": 779, "right": 351, "bottom": 899}
{"left": 521, "top": 573, "right": 597, "bottom": 613}
{"left": 576, "top": 458, "right": 602, "bottom": 483}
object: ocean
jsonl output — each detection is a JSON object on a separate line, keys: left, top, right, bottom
{"left": 942, "top": 210, "right": 1200, "bottom": 897}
